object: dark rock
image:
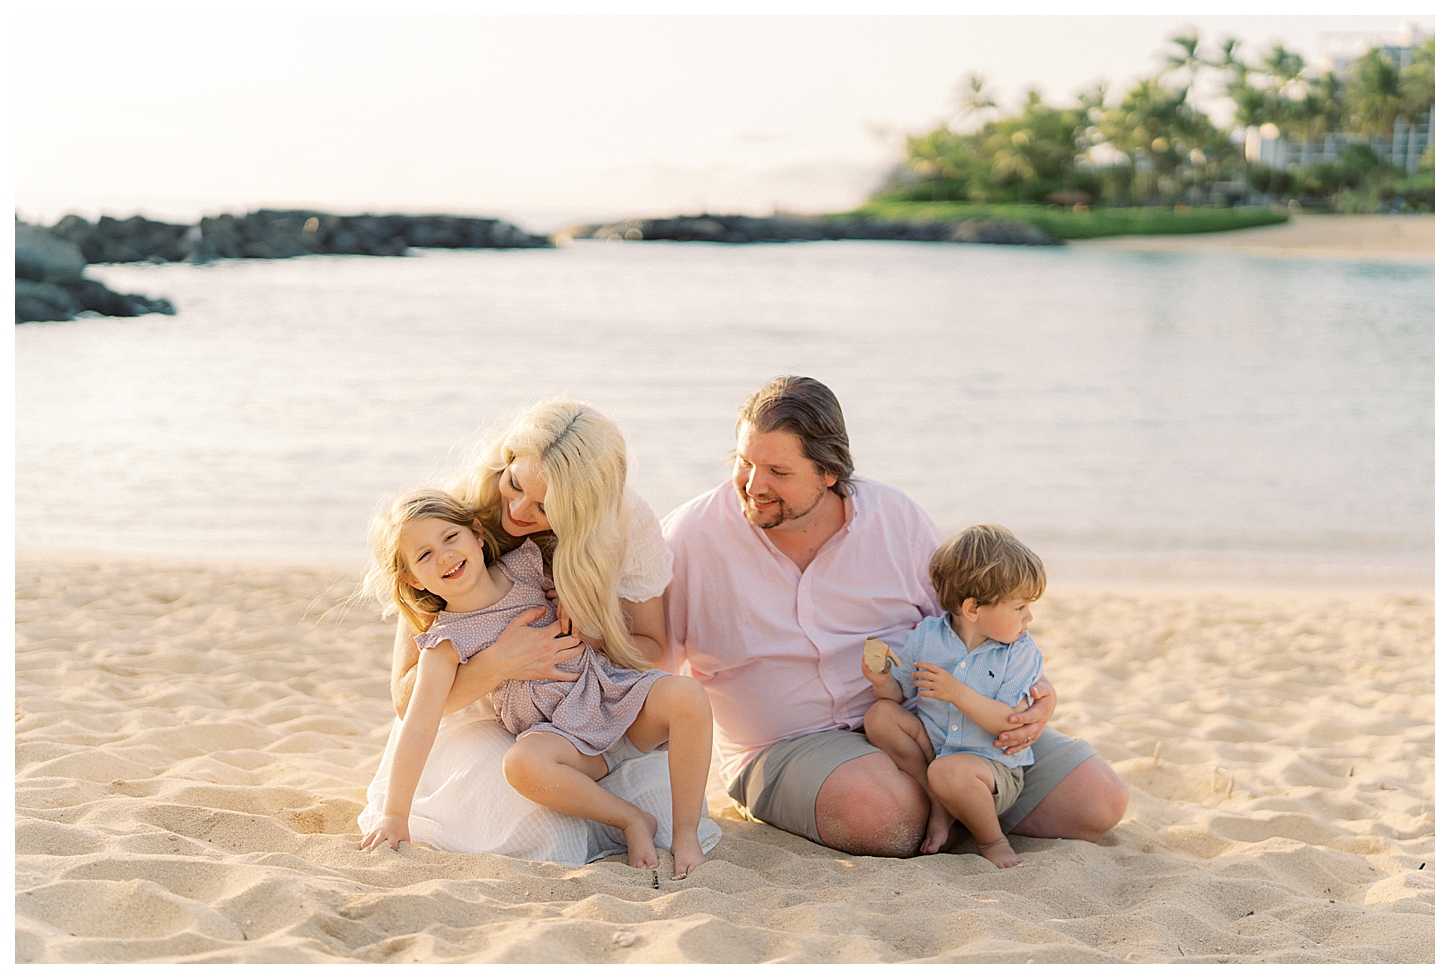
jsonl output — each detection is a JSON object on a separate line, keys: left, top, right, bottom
{"left": 41, "top": 210, "right": 550, "bottom": 269}
{"left": 15, "top": 221, "right": 178, "bottom": 323}
{"left": 68, "top": 278, "right": 176, "bottom": 317}
{"left": 949, "top": 219, "right": 1062, "bottom": 245}
{"left": 561, "top": 212, "right": 1062, "bottom": 246}
{"left": 49, "top": 214, "right": 191, "bottom": 264}
{"left": 181, "top": 210, "right": 549, "bottom": 263}
{"left": 16, "top": 279, "right": 82, "bottom": 322}
{"left": 16, "top": 222, "right": 87, "bottom": 282}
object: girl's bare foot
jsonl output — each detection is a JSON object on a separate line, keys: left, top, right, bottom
{"left": 920, "top": 801, "right": 955, "bottom": 854}
{"left": 977, "top": 837, "right": 1021, "bottom": 869}
{"left": 671, "top": 830, "right": 707, "bottom": 878}
{"left": 623, "top": 811, "right": 660, "bottom": 869}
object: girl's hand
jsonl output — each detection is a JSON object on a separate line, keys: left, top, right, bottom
{"left": 360, "top": 814, "right": 412, "bottom": 852}
{"left": 995, "top": 676, "right": 1057, "bottom": 755}
{"left": 913, "top": 662, "right": 969, "bottom": 705}
{"left": 488, "top": 607, "right": 582, "bottom": 682}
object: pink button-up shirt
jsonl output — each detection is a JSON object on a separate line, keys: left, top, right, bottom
{"left": 661, "top": 477, "right": 943, "bottom": 788}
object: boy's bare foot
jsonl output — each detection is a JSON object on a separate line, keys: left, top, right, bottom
{"left": 671, "top": 830, "right": 707, "bottom": 878}
{"left": 977, "top": 837, "right": 1021, "bottom": 869}
{"left": 623, "top": 811, "right": 660, "bottom": 870}
{"left": 920, "top": 801, "right": 955, "bottom": 854}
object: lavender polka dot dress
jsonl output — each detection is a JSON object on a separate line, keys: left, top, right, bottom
{"left": 415, "top": 539, "right": 668, "bottom": 756}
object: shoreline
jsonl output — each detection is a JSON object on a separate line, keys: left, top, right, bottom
{"left": 1070, "top": 214, "right": 1434, "bottom": 261}
{"left": 15, "top": 553, "right": 1434, "bottom": 963}
{"left": 16, "top": 544, "right": 1432, "bottom": 594}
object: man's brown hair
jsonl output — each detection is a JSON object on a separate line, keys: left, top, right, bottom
{"left": 930, "top": 523, "right": 1046, "bottom": 611}
{"left": 736, "top": 375, "right": 854, "bottom": 497}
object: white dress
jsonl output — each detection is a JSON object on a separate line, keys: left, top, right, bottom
{"left": 357, "top": 487, "right": 721, "bottom": 864}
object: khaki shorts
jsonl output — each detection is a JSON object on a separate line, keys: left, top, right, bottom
{"left": 727, "top": 726, "right": 1095, "bottom": 845}
{"left": 965, "top": 753, "right": 1026, "bottom": 814}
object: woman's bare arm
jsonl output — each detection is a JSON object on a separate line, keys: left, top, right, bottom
{"left": 620, "top": 594, "right": 667, "bottom": 667}
{"left": 391, "top": 609, "right": 583, "bottom": 720}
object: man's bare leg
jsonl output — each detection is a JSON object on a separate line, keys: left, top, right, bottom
{"left": 863, "top": 700, "right": 954, "bottom": 854}
{"left": 814, "top": 751, "right": 929, "bottom": 857}
{"left": 1009, "top": 754, "right": 1127, "bottom": 842}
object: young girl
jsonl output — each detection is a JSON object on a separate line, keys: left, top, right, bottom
{"left": 359, "top": 488, "right": 713, "bottom": 876}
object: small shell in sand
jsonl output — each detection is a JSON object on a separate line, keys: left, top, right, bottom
{"left": 863, "top": 637, "right": 901, "bottom": 674}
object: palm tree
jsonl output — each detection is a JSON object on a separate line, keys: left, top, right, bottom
{"left": 1214, "top": 38, "right": 1245, "bottom": 76}
{"left": 1163, "top": 32, "right": 1207, "bottom": 95}
{"left": 1347, "top": 48, "right": 1405, "bottom": 137}
{"left": 1400, "top": 38, "right": 1435, "bottom": 125}
{"left": 1097, "top": 78, "right": 1218, "bottom": 203}
{"left": 953, "top": 73, "right": 998, "bottom": 132}
{"left": 1296, "top": 71, "right": 1346, "bottom": 141}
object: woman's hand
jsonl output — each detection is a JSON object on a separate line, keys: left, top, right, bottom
{"left": 550, "top": 592, "right": 579, "bottom": 643}
{"left": 994, "top": 675, "right": 1058, "bottom": 755}
{"left": 360, "top": 813, "right": 411, "bottom": 852}
{"left": 487, "top": 607, "right": 582, "bottom": 682}
{"left": 392, "top": 608, "right": 582, "bottom": 718}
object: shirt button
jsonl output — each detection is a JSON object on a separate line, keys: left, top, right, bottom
{"left": 951, "top": 725, "right": 958, "bottom": 731}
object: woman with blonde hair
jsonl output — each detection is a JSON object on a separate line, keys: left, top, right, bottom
{"left": 357, "top": 399, "right": 719, "bottom": 866}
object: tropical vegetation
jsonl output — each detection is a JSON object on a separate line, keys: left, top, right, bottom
{"left": 865, "top": 30, "right": 1434, "bottom": 224}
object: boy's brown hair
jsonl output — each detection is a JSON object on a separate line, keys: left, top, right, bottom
{"left": 929, "top": 523, "right": 1046, "bottom": 611}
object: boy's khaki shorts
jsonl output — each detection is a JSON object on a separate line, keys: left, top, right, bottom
{"left": 971, "top": 753, "right": 1026, "bottom": 814}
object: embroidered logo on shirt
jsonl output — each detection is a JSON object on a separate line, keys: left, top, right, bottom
{"left": 988, "top": 670, "right": 995, "bottom": 678}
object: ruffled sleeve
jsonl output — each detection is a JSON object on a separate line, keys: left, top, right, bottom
{"left": 499, "top": 538, "right": 549, "bottom": 591}
{"left": 618, "top": 486, "right": 673, "bottom": 603}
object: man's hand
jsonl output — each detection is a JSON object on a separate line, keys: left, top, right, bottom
{"left": 912, "top": 662, "right": 971, "bottom": 707}
{"left": 995, "top": 675, "right": 1057, "bottom": 755}
{"left": 360, "top": 813, "right": 412, "bottom": 852}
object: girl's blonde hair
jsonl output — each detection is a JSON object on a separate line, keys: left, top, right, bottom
{"left": 451, "top": 399, "right": 648, "bottom": 671}
{"left": 363, "top": 488, "right": 507, "bottom": 636}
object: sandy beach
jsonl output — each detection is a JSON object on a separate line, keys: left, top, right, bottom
{"left": 1072, "top": 213, "right": 1434, "bottom": 261}
{"left": 14, "top": 552, "right": 1432, "bottom": 963}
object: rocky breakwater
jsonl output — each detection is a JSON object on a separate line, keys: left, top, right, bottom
{"left": 186, "top": 211, "right": 551, "bottom": 261}
{"left": 560, "top": 212, "right": 1063, "bottom": 246}
{"left": 20, "top": 210, "right": 552, "bottom": 323}
{"left": 45, "top": 210, "right": 551, "bottom": 266}
{"left": 15, "top": 222, "right": 176, "bottom": 324}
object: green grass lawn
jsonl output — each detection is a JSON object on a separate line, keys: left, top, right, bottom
{"left": 837, "top": 201, "right": 1290, "bottom": 240}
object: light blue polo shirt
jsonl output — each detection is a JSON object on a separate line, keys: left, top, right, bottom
{"left": 888, "top": 613, "right": 1044, "bottom": 768}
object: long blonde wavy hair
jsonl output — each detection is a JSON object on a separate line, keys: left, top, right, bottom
{"left": 451, "top": 399, "right": 646, "bottom": 671}
{"left": 363, "top": 488, "right": 510, "bottom": 636}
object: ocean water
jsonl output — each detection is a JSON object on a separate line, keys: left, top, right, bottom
{"left": 15, "top": 241, "right": 1433, "bottom": 585}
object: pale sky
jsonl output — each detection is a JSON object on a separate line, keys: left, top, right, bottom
{"left": 13, "top": 11, "right": 1432, "bottom": 232}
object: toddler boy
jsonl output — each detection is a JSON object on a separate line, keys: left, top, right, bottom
{"left": 862, "top": 523, "right": 1046, "bottom": 868}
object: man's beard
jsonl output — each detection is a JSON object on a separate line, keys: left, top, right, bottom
{"left": 738, "top": 483, "right": 829, "bottom": 530}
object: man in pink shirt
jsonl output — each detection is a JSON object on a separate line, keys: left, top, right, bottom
{"left": 661, "top": 376, "right": 1127, "bottom": 857}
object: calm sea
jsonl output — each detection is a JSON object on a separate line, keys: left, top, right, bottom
{"left": 15, "top": 240, "right": 1433, "bottom": 587}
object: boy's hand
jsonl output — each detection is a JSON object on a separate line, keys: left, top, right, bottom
{"left": 860, "top": 654, "right": 896, "bottom": 693}
{"left": 360, "top": 814, "right": 412, "bottom": 852}
{"left": 913, "top": 662, "right": 970, "bottom": 706}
